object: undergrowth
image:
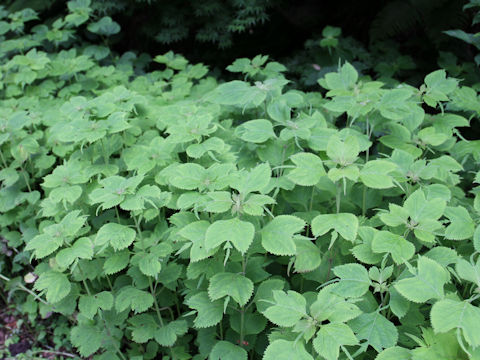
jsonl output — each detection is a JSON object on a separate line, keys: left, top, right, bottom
{"left": 1, "top": 1, "right": 480, "bottom": 359}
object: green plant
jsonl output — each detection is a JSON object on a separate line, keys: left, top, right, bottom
{"left": 2, "top": 2, "right": 480, "bottom": 360}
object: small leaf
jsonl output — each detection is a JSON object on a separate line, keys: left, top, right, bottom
{"left": 371, "top": 231, "right": 415, "bottom": 264}
{"left": 205, "top": 218, "right": 255, "bottom": 254}
{"left": 34, "top": 270, "right": 71, "bottom": 303}
{"left": 311, "top": 213, "right": 358, "bottom": 242}
{"left": 263, "top": 290, "right": 306, "bottom": 327}
{"left": 287, "top": 152, "right": 325, "bottom": 186}
{"left": 95, "top": 223, "right": 136, "bottom": 251}
{"left": 186, "top": 292, "right": 224, "bottom": 328}
{"left": 263, "top": 340, "right": 314, "bottom": 360}
{"left": 208, "top": 272, "right": 254, "bottom": 306}
{"left": 333, "top": 263, "right": 371, "bottom": 298}
{"left": 394, "top": 256, "right": 449, "bottom": 303}
{"left": 262, "top": 215, "right": 305, "bottom": 255}
{"left": 313, "top": 323, "right": 358, "bottom": 360}
{"left": 349, "top": 311, "right": 398, "bottom": 352}
{"left": 210, "top": 341, "right": 248, "bottom": 360}
{"left": 431, "top": 298, "right": 480, "bottom": 348}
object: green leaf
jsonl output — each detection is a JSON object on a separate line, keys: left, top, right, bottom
{"left": 210, "top": 341, "right": 248, "bottom": 360}
{"left": 34, "top": 270, "right": 71, "bottom": 303}
{"left": 208, "top": 272, "right": 254, "bottom": 306}
{"left": 313, "top": 323, "right": 358, "bottom": 360}
{"left": 230, "top": 163, "right": 271, "bottom": 195}
{"left": 310, "top": 285, "right": 362, "bottom": 324}
{"left": 456, "top": 258, "right": 480, "bottom": 287}
{"left": 394, "top": 257, "right": 449, "bottom": 303}
{"left": 294, "top": 237, "right": 322, "bottom": 273}
{"left": 263, "top": 340, "right": 313, "bottom": 360}
{"left": 178, "top": 220, "right": 217, "bottom": 262}
{"left": 444, "top": 206, "right": 475, "bottom": 240}
{"left": 287, "top": 152, "right": 325, "bottom": 186}
{"left": 186, "top": 292, "right": 224, "bottom": 328}
{"left": 322, "top": 62, "right": 358, "bottom": 91}
{"left": 376, "top": 347, "right": 411, "bottom": 360}
{"left": 115, "top": 286, "right": 154, "bottom": 313}
{"left": 87, "top": 16, "right": 120, "bottom": 36}
{"left": 349, "top": 311, "right": 398, "bottom": 352}
{"left": 205, "top": 218, "right": 255, "bottom": 254}
{"left": 138, "top": 253, "right": 162, "bottom": 277}
{"left": 154, "top": 320, "right": 188, "bottom": 347}
{"left": 431, "top": 298, "right": 480, "bottom": 348}
{"left": 103, "top": 250, "right": 130, "bottom": 275}
{"left": 206, "top": 80, "right": 266, "bottom": 107}
{"left": 263, "top": 290, "right": 306, "bottom": 327}
{"left": 371, "top": 231, "right": 415, "bottom": 264}
{"left": 333, "top": 263, "right": 371, "bottom": 298}
{"left": 70, "top": 325, "right": 102, "bottom": 357}
{"left": 78, "top": 291, "right": 114, "bottom": 319}
{"left": 360, "top": 160, "right": 397, "bottom": 189}
{"left": 311, "top": 213, "right": 358, "bottom": 242}
{"left": 95, "top": 223, "right": 136, "bottom": 251}
{"left": 235, "top": 119, "right": 275, "bottom": 143}
{"left": 262, "top": 215, "right": 306, "bottom": 255}
{"left": 56, "top": 237, "right": 93, "bottom": 268}
{"left": 327, "top": 135, "right": 359, "bottom": 166}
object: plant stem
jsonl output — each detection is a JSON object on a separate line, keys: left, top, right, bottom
{"left": 336, "top": 183, "right": 341, "bottom": 214}
{"left": 0, "top": 273, "right": 48, "bottom": 305}
{"left": 21, "top": 165, "right": 32, "bottom": 192}
{"left": 0, "top": 150, "right": 7, "bottom": 168}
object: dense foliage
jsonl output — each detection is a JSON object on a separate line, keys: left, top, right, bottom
{"left": 2, "top": 1, "right": 480, "bottom": 359}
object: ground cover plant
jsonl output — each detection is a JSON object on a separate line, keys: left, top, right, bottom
{"left": 2, "top": 1, "right": 480, "bottom": 359}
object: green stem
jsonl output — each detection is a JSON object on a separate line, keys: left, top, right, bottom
{"left": 362, "top": 118, "right": 370, "bottom": 217}
{"left": 0, "top": 150, "right": 7, "bottom": 168}
{"left": 219, "top": 319, "right": 224, "bottom": 340}
{"left": 239, "top": 255, "right": 247, "bottom": 347}
{"left": 115, "top": 206, "right": 122, "bottom": 224}
{"left": 21, "top": 165, "right": 32, "bottom": 192}
{"left": 336, "top": 183, "right": 341, "bottom": 214}
{"left": 0, "top": 273, "right": 48, "bottom": 305}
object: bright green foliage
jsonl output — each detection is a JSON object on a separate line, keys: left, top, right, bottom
{"left": 0, "top": 3, "right": 480, "bottom": 359}
{"left": 394, "top": 257, "right": 449, "bottom": 303}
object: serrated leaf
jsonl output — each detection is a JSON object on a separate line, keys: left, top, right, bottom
{"left": 34, "top": 270, "right": 71, "bottom": 303}
{"left": 263, "top": 290, "right": 306, "bottom": 327}
{"left": 349, "top": 311, "right": 398, "bottom": 352}
{"left": 56, "top": 237, "right": 93, "bottom": 268}
{"left": 78, "top": 291, "right": 113, "bottom": 319}
{"left": 263, "top": 340, "right": 313, "bottom": 360}
{"left": 70, "top": 325, "right": 102, "bottom": 357}
{"left": 115, "top": 286, "right": 153, "bottom": 313}
{"left": 371, "top": 231, "right": 415, "bottom": 264}
{"left": 205, "top": 218, "right": 255, "bottom": 254}
{"left": 431, "top": 298, "right": 480, "bottom": 348}
{"left": 208, "top": 272, "right": 254, "bottom": 306}
{"left": 235, "top": 119, "right": 275, "bottom": 143}
{"left": 210, "top": 341, "right": 248, "bottom": 360}
{"left": 360, "top": 160, "right": 397, "bottom": 189}
{"left": 394, "top": 256, "right": 449, "bottom": 303}
{"left": 376, "top": 346, "right": 411, "bottom": 360}
{"left": 287, "top": 152, "right": 325, "bottom": 186}
{"left": 154, "top": 320, "right": 188, "bottom": 347}
{"left": 262, "top": 215, "right": 305, "bottom": 255}
{"left": 294, "top": 238, "right": 322, "bottom": 273}
{"left": 186, "top": 292, "right": 224, "bottom": 328}
{"left": 313, "top": 323, "right": 358, "bottom": 360}
{"left": 103, "top": 250, "right": 130, "bottom": 275}
{"left": 312, "top": 213, "right": 358, "bottom": 242}
{"left": 95, "top": 223, "right": 136, "bottom": 251}
{"left": 444, "top": 206, "right": 475, "bottom": 240}
{"left": 333, "top": 263, "right": 371, "bottom": 297}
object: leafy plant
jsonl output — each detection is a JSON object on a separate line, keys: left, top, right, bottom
{"left": 1, "top": 1, "right": 480, "bottom": 360}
